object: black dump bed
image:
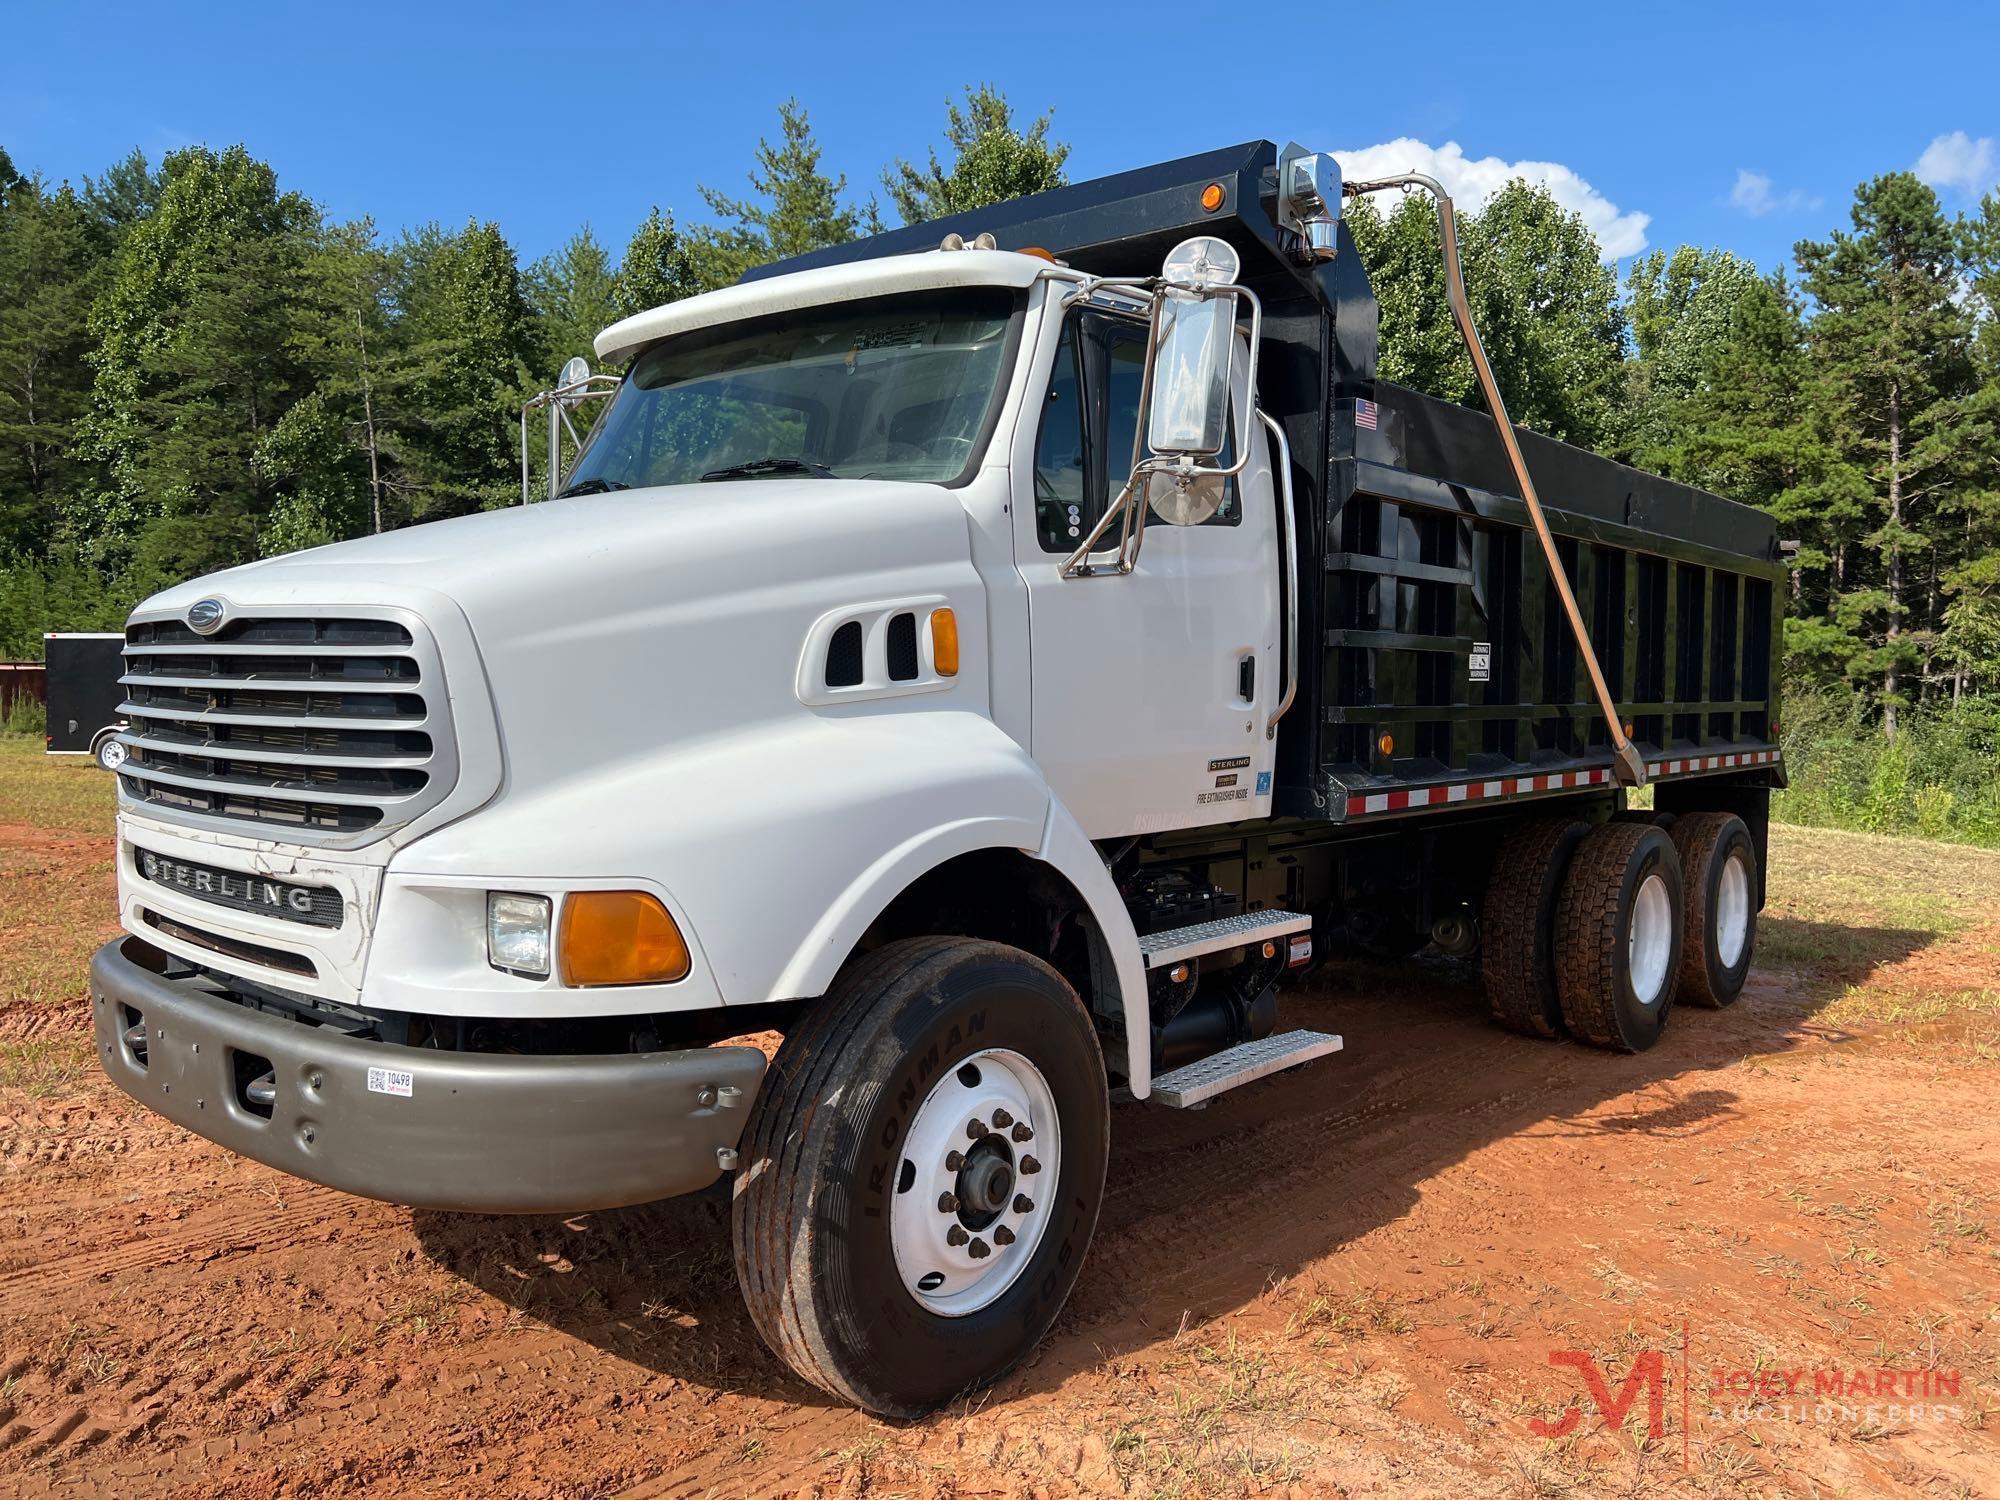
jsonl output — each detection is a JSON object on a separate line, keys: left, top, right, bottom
{"left": 760, "top": 141, "right": 1785, "bottom": 823}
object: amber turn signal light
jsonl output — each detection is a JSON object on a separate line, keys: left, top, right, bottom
{"left": 559, "top": 891, "right": 690, "bottom": 987}
{"left": 930, "top": 607, "right": 959, "bottom": 677}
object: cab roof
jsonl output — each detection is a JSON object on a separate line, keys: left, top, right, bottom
{"left": 593, "top": 248, "right": 1063, "bottom": 363}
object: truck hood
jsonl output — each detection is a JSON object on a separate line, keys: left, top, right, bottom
{"left": 136, "top": 477, "right": 990, "bottom": 800}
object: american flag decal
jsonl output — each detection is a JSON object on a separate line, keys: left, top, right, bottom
{"left": 1355, "top": 398, "right": 1379, "bottom": 431}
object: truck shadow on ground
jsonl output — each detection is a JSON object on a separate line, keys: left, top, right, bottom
{"left": 411, "top": 915, "right": 1937, "bottom": 1413}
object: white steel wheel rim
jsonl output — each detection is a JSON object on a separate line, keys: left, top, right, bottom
{"left": 98, "top": 738, "right": 127, "bottom": 770}
{"left": 888, "top": 1046, "right": 1061, "bottom": 1318}
{"left": 1715, "top": 850, "right": 1751, "bottom": 969}
{"left": 1629, "top": 872, "right": 1673, "bottom": 1007}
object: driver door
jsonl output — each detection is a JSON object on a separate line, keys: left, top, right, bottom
{"left": 1014, "top": 304, "right": 1281, "bottom": 839}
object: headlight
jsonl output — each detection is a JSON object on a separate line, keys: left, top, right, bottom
{"left": 487, "top": 892, "right": 552, "bottom": 977}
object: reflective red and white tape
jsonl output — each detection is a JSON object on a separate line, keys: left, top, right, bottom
{"left": 1349, "top": 748, "right": 1781, "bottom": 819}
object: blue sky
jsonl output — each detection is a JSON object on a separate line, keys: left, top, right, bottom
{"left": 5, "top": 0, "right": 1996, "bottom": 281}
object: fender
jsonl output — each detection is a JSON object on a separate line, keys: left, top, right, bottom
{"left": 391, "top": 707, "right": 1149, "bottom": 1090}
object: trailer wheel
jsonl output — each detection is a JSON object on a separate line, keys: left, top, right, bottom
{"left": 1554, "top": 822, "right": 1684, "bottom": 1052}
{"left": 731, "top": 936, "right": 1109, "bottom": 1418}
{"left": 1480, "top": 818, "right": 1589, "bottom": 1038}
{"left": 91, "top": 730, "right": 128, "bottom": 772}
{"left": 1668, "top": 812, "right": 1757, "bottom": 1008}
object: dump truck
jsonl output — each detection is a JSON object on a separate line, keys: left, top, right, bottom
{"left": 90, "top": 140, "right": 1785, "bottom": 1417}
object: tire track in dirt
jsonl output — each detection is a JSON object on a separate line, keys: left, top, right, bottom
{"left": 0, "top": 1195, "right": 377, "bottom": 1313}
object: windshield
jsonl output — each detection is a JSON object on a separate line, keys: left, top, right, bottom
{"left": 562, "top": 287, "right": 1021, "bottom": 492}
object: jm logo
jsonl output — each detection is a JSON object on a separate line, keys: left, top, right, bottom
{"left": 1529, "top": 1350, "right": 1667, "bottom": 1440}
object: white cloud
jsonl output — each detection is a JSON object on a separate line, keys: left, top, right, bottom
{"left": 1332, "top": 138, "right": 1650, "bottom": 259}
{"left": 1913, "top": 130, "right": 1996, "bottom": 194}
{"left": 1729, "top": 168, "right": 1820, "bottom": 218}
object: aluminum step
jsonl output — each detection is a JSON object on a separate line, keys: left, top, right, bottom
{"left": 1137, "top": 908, "right": 1312, "bottom": 970}
{"left": 1150, "top": 1029, "right": 1343, "bottom": 1108}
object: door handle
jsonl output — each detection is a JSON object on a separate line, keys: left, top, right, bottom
{"left": 1237, "top": 654, "right": 1256, "bottom": 703}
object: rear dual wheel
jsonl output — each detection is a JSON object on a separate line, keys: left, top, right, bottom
{"left": 1555, "top": 822, "right": 1685, "bottom": 1052}
{"left": 1669, "top": 812, "right": 1757, "bottom": 1008}
{"left": 731, "top": 937, "right": 1108, "bottom": 1418}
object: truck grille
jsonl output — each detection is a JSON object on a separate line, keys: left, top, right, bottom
{"left": 116, "top": 611, "right": 457, "bottom": 846}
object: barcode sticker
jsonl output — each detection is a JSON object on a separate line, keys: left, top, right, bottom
{"left": 367, "top": 1066, "right": 414, "bottom": 1098}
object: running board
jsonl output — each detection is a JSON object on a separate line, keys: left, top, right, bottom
{"left": 1138, "top": 909, "right": 1312, "bottom": 970}
{"left": 1150, "top": 1029, "right": 1343, "bottom": 1108}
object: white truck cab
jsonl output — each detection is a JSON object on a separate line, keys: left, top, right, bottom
{"left": 92, "top": 141, "right": 1784, "bottom": 1416}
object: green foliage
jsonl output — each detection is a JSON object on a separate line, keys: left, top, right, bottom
{"left": 692, "top": 101, "right": 866, "bottom": 289}
{"left": 1774, "top": 688, "right": 2000, "bottom": 845}
{"left": 526, "top": 226, "right": 619, "bottom": 373}
{"left": 1, "top": 690, "right": 46, "bottom": 739}
{"left": 1346, "top": 182, "right": 1626, "bottom": 447}
{"left": 612, "top": 207, "right": 698, "bottom": 320}
{"left": 884, "top": 84, "right": 1069, "bottom": 226}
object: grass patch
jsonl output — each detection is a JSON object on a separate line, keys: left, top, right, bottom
{"left": 0, "top": 734, "right": 117, "bottom": 836}
{"left": 0, "top": 1035, "right": 94, "bottom": 1096}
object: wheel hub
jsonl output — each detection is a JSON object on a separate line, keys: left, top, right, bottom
{"left": 956, "top": 1138, "right": 1015, "bottom": 1227}
{"left": 889, "top": 1047, "right": 1061, "bottom": 1317}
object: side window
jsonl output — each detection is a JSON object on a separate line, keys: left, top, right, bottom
{"left": 1033, "top": 313, "right": 1239, "bottom": 553}
{"left": 1033, "top": 322, "right": 1088, "bottom": 550}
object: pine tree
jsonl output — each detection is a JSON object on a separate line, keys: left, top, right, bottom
{"left": 612, "top": 206, "right": 698, "bottom": 320}
{"left": 525, "top": 226, "right": 619, "bottom": 377}
{"left": 0, "top": 176, "right": 101, "bottom": 555}
{"left": 1797, "top": 173, "right": 1977, "bottom": 735}
{"left": 693, "top": 101, "right": 863, "bottom": 287}
{"left": 387, "top": 220, "right": 535, "bottom": 517}
{"left": 884, "top": 84, "right": 1069, "bottom": 225}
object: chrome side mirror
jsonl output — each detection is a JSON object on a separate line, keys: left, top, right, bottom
{"left": 1143, "top": 237, "right": 1241, "bottom": 526}
{"left": 557, "top": 355, "right": 593, "bottom": 401}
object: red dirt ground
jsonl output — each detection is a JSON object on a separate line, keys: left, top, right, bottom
{"left": 2, "top": 822, "right": 1998, "bottom": 1497}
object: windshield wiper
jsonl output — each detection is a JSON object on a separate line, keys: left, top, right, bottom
{"left": 555, "top": 477, "right": 632, "bottom": 499}
{"left": 699, "top": 457, "right": 838, "bottom": 482}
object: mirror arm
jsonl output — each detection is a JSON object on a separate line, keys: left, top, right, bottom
{"left": 1057, "top": 282, "right": 1264, "bottom": 580}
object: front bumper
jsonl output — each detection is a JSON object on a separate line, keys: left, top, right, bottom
{"left": 90, "top": 938, "right": 765, "bottom": 1214}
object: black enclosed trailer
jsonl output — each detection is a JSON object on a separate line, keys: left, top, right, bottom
{"left": 763, "top": 139, "right": 1785, "bottom": 1053}
{"left": 44, "top": 633, "right": 129, "bottom": 769}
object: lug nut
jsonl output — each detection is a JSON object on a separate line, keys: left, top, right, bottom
{"left": 993, "top": 1225, "right": 1016, "bottom": 1246}
{"left": 966, "top": 1118, "right": 988, "bottom": 1139}
{"left": 946, "top": 1225, "right": 968, "bottom": 1246}
{"left": 937, "top": 1191, "right": 958, "bottom": 1214}
{"left": 945, "top": 1149, "right": 964, "bottom": 1171}
{"left": 967, "top": 1237, "right": 990, "bottom": 1260}
{"left": 1011, "top": 1122, "right": 1033, "bottom": 1143}
{"left": 1013, "top": 1194, "right": 1034, "bottom": 1214}
{"left": 1019, "top": 1155, "right": 1041, "bottom": 1175}
{"left": 991, "top": 1108, "right": 1013, "bottom": 1129}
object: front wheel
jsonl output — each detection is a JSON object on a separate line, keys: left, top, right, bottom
{"left": 731, "top": 937, "right": 1109, "bottom": 1417}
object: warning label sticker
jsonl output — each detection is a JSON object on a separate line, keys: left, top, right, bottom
{"left": 1469, "top": 642, "right": 1491, "bottom": 683}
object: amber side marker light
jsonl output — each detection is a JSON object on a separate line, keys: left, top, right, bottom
{"left": 930, "top": 607, "right": 960, "bottom": 676}
{"left": 1377, "top": 732, "right": 1395, "bottom": 756}
{"left": 560, "top": 891, "right": 690, "bottom": 987}
{"left": 1200, "top": 182, "right": 1225, "bottom": 213}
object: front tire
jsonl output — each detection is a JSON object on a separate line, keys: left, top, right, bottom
{"left": 731, "top": 937, "right": 1109, "bottom": 1417}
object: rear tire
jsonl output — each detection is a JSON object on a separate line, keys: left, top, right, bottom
{"left": 731, "top": 936, "right": 1109, "bottom": 1418}
{"left": 1668, "top": 812, "right": 1757, "bottom": 1008}
{"left": 1555, "top": 822, "right": 1684, "bottom": 1052}
{"left": 1480, "top": 818, "right": 1588, "bottom": 1038}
